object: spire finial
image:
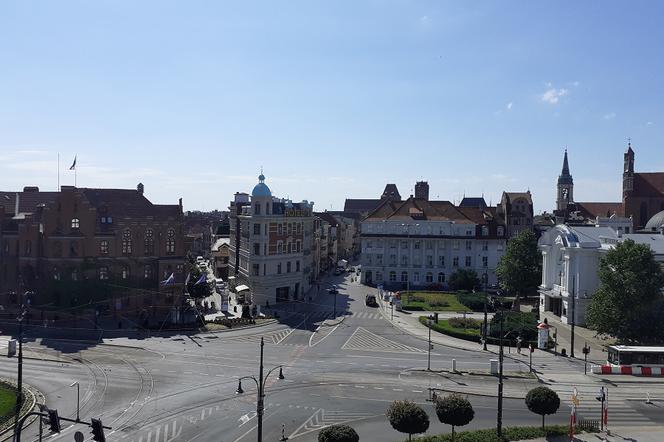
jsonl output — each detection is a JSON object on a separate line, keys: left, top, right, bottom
{"left": 258, "top": 166, "right": 265, "bottom": 183}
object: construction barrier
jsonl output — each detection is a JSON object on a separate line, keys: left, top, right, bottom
{"left": 590, "top": 365, "right": 664, "bottom": 375}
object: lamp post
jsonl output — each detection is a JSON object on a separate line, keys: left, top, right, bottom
{"left": 427, "top": 317, "right": 433, "bottom": 371}
{"left": 482, "top": 278, "right": 488, "bottom": 351}
{"left": 236, "top": 337, "right": 284, "bottom": 442}
{"left": 570, "top": 276, "right": 576, "bottom": 358}
{"left": 13, "top": 306, "right": 27, "bottom": 439}
{"left": 70, "top": 381, "right": 80, "bottom": 422}
{"left": 490, "top": 296, "right": 505, "bottom": 438}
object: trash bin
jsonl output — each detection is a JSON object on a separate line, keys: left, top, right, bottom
{"left": 490, "top": 359, "right": 498, "bottom": 375}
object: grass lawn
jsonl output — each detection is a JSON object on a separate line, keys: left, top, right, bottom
{"left": 0, "top": 384, "right": 17, "bottom": 421}
{"left": 401, "top": 291, "right": 470, "bottom": 312}
{"left": 420, "top": 317, "right": 482, "bottom": 342}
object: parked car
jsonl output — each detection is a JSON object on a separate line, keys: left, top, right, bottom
{"left": 365, "top": 294, "right": 377, "bottom": 307}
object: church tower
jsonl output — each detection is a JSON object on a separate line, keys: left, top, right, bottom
{"left": 623, "top": 141, "right": 634, "bottom": 199}
{"left": 556, "top": 149, "right": 574, "bottom": 211}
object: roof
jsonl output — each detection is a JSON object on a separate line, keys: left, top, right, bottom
{"left": 82, "top": 188, "right": 180, "bottom": 218}
{"left": 343, "top": 199, "right": 382, "bottom": 214}
{"left": 364, "top": 197, "right": 499, "bottom": 225}
{"left": 0, "top": 191, "right": 59, "bottom": 216}
{"left": 503, "top": 192, "right": 533, "bottom": 205}
{"left": 459, "top": 197, "right": 487, "bottom": 208}
{"left": 633, "top": 173, "right": 664, "bottom": 197}
{"left": 645, "top": 210, "right": 664, "bottom": 231}
{"left": 539, "top": 225, "right": 619, "bottom": 249}
{"left": 315, "top": 212, "right": 339, "bottom": 226}
{"left": 211, "top": 237, "right": 230, "bottom": 251}
{"left": 623, "top": 234, "right": 664, "bottom": 255}
{"left": 381, "top": 184, "right": 401, "bottom": 200}
{"left": 575, "top": 202, "right": 623, "bottom": 219}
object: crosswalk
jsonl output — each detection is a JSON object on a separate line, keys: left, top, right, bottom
{"left": 288, "top": 408, "right": 379, "bottom": 439}
{"left": 568, "top": 398, "right": 659, "bottom": 427}
{"left": 219, "top": 328, "right": 293, "bottom": 345}
{"left": 303, "top": 311, "right": 382, "bottom": 321}
{"left": 342, "top": 327, "right": 426, "bottom": 354}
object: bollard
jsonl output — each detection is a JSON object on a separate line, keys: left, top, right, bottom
{"left": 646, "top": 392, "right": 652, "bottom": 404}
{"left": 452, "top": 359, "right": 456, "bottom": 372}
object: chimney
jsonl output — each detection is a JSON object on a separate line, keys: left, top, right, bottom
{"left": 415, "top": 181, "right": 429, "bottom": 200}
{"left": 15, "top": 192, "right": 19, "bottom": 215}
{"left": 137, "top": 183, "right": 144, "bottom": 195}
{"left": 23, "top": 186, "right": 39, "bottom": 192}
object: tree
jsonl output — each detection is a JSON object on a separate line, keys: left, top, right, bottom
{"left": 449, "top": 269, "right": 480, "bottom": 292}
{"left": 586, "top": 239, "right": 664, "bottom": 343}
{"left": 525, "top": 386, "right": 560, "bottom": 430}
{"left": 434, "top": 393, "right": 474, "bottom": 441}
{"left": 386, "top": 400, "right": 430, "bottom": 441}
{"left": 318, "top": 424, "right": 359, "bottom": 442}
{"left": 495, "top": 230, "right": 541, "bottom": 310}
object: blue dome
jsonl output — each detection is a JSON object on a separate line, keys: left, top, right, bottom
{"left": 251, "top": 173, "right": 272, "bottom": 197}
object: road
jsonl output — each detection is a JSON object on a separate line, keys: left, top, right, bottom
{"left": 1, "top": 272, "right": 662, "bottom": 441}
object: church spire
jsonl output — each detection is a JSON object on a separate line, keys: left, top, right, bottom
{"left": 561, "top": 148, "right": 570, "bottom": 176}
{"left": 558, "top": 149, "right": 573, "bottom": 185}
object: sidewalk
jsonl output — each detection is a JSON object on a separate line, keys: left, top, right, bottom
{"left": 518, "top": 428, "right": 664, "bottom": 442}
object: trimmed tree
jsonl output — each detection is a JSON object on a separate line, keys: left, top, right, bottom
{"left": 386, "top": 400, "right": 430, "bottom": 441}
{"left": 434, "top": 393, "right": 474, "bottom": 442}
{"left": 318, "top": 424, "right": 359, "bottom": 442}
{"left": 586, "top": 239, "right": 664, "bottom": 344}
{"left": 449, "top": 269, "right": 480, "bottom": 292}
{"left": 495, "top": 230, "right": 541, "bottom": 310}
{"left": 525, "top": 386, "right": 560, "bottom": 430}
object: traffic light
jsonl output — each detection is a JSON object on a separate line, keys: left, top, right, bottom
{"left": 529, "top": 344, "right": 534, "bottom": 353}
{"left": 91, "top": 418, "right": 106, "bottom": 442}
{"left": 582, "top": 345, "right": 590, "bottom": 355}
{"left": 47, "top": 408, "right": 61, "bottom": 433}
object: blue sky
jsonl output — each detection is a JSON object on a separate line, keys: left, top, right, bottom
{"left": 1, "top": 1, "right": 663, "bottom": 213}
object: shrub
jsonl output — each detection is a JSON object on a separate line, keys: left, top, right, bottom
{"left": 386, "top": 400, "right": 430, "bottom": 441}
{"left": 411, "top": 424, "right": 597, "bottom": 441}
{"left": 449, "top": 269, "right": 480, "bottom": 291}
{"left": 525, "top": 387, "right": 560, "bottom": 430}
{"left": 434, "top": 394, "right": 474, "bottom": 441}
{"left": 448, "top": 317, "right": 481, "bottom": 329}
{"left": 318, "top": 424, "right": 359, "bottom": 442}
{"left": 489, "top": 311, "right": 537, "bottom": 343}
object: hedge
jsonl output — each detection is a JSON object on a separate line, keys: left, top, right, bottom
{"left": 411, "top": 424, "right": 597, "bottom": 442}
{"left": 419, "top": 317, "right": 538, "bottom": 347}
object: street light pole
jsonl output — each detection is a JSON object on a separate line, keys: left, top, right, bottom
{"left": 570, "top": 276, "right": 576, "bottom": 358}
{"left": 427, "top": 317, "right": 432, "bottom": 371}
{"left": 70, "top": 381, "right": 80, "bottom": 422}
{"left": 482, "top": 296, "right": 488, "bottom": 351}
{"left": 497, "top": 308, "right": 504, "bottom": 438}
{"left": 13, "top": 307, "right": 26, "bottom": 439}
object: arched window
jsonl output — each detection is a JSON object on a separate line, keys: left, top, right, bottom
{"left": 122, "top": 229, "right": 132, "bottom": 254}
{"left": 71, "top": 218, "right": 80, "bottom": 229}
{"left": 166, "top": 228, "right": 176, "bottom": 254}
{"left": 426, "top": 272, "right": 433, "bottom": 283}
{"left": 144, "top": 228, "right": 154, "bottom": 255}
{"left": 100, "top": 240, "right": 109, "bottom": 255}
{"left": 438, "top": 272, "right": 445, "bottom": 283}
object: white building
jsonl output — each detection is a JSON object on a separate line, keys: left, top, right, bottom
{"left": 539, "top": 224, "right": 664, "bottom": 326}
{"left": 228, "top": 173, "right": 315, "bottom": 306}
{"left": 360, "top": 197, "right": 507, "bottom": 288}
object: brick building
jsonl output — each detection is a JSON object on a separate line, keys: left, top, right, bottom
{"left": 0, "top": 184, "right": 185, "bottom": 322}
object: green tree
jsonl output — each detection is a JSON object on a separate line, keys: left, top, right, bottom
{"left": 386, "top": 400, "right": 430, "bottom": 441}
{"left": 318, "top": 424, "right": 359, "bottom": 442}
{"left": 525, "top": 386, "right": 560, "bottom": 430}
{"left": 449, "top": 269, "right": 480, "bottom": 291}
{"left": 586, "top": 239, "right": 664, "bottom": 343}
{"left": 495, "top": 230, "right": 541, "bottom": 309}
{"left": 434, "top": 393, "right": 474, "bottom": 441}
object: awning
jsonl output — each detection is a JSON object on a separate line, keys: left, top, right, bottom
{"left": 236, "top": 284, "right": 250, "bottom": 292}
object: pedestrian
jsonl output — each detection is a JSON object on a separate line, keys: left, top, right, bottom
{"left": 516, "top": 335, "right": 523, "bottom": 355}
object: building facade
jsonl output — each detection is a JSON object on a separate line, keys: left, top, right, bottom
{"left": 496, "top": 191, "right": 534, "bottom": 238}
{"left": 359, "top": 196, "right": 507, "bottom": 288}
{"left": 228, "top": 174, "right": 315, "bottom": 305}
{"left": 0, "top": 184, "right": 185, "bottom": 319}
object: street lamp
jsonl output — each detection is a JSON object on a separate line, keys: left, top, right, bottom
{"left": 70, "top": 381, "right": 80, "bottom": 422}
{"left": 13, "top": 305, "right": 27, "bottom": 439}
{"left": 489, "top": 296, "right": 505, "bottom": 438}
{"left": 236, "top": 337, "right": 285, "bottom": 442}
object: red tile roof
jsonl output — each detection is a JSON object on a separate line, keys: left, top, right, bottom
{"left": 634, "top": 173, "right": 664, "bottom": 197}
{"left": 575, "top": 202, "right": 623, "bottom": 218}
{"left": 364, "top": 197, "right": 500, "bottom": 225}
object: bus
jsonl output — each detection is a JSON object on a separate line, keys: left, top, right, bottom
{"left": 607, "top": 345, "right": 664, "bottom": 366}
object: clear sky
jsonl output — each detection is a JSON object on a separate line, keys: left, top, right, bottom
{"left": 2, "top": 1, "right": 663, "bottom": 213}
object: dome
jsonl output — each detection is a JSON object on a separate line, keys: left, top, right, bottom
{"left": 645, "top": 210, "right": 664, "bottom": 231}
{"left": 251, "top": 173, "right": 272, "bottom": 198}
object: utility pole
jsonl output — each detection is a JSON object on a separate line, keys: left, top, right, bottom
{"left": 427, "top": 317, "right": 432, "bottom": 371}
{"left": 570, "top": 275, "right": 576, "bottom": 358}
{"left": 497, "top": 308, "right": 504, "bottom": 438}
{"left": 482, "top": 295, "right": 488, "bottom": 351}
{"left": 13, "top": 307, "right": 26, "bottom": 440}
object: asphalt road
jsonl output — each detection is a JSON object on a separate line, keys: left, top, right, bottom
{"left": 1, "top": 273, "right": 661, "bottom": 442}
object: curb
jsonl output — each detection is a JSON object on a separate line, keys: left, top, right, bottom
{"left": 202, "top": 319, "right": 278, "bottom": 335}
{"left": 403, "top": 369, "right": 533, "bottom": 400}
{"left": 0, "top": 380, "right": 41, "bottom": 441}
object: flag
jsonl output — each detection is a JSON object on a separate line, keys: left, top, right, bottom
{"left": 69, "top": 155, "right": 77, "bottom": 170}
{"left": 194, "top": 273, "right": 207, "bottom": 285}
{"left": 160, "top": 273, "right": 175, "bottom": 285}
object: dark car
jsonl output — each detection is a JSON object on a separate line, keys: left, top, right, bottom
{"left": 365, "top": 294, "right": 377, "bottom": 307}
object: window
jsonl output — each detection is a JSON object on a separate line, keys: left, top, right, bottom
{"left": 278, "top": 224, "right": 283, "bottom": 235}
{"left": 99, "top": 266, "right": 109, "bottom": 280}
{"left": 466, "top": 229, "right": 473, "bottom": 236}
{"left": 24, "top": 240, "right": 32, "bottom": 256}
{"left": 389, "top": 254, "right": 397, "bottom": 266}
{"left": 389, "top": 271, "right": 397, "bottom": 282}
{"left": 401, "top": 241, "right": 408, "bottom": 249}
{"left": 376, "top": 271, "right": 383, "bottom": 282}
{"left": 438, "top": 272, "right": 445, "bottom": 283}
{"left": 297, "top": 240, "right": 301, "bottom": 252}
{"left": 71, "top": 269, "right": 78, "bottom": 281}
{"left": 426, "top": 255, "right": 433, "bottom": 267}
{"left": 482, "top": 241, "right": 488, "bottom": 251}
{"left": 426, "top": 272, "right": 433, "bottom": 283}
{"left": 254, "top": 203, "right": 261, "bottom": 215}
{"left": 401, "top": 255, "right": 408, "bottom": 266}
{"left": 144, "top": 229, "right": 154, "bottom": 255}
{"left": 166, "top": 228, "right": 176, "bottom": 254}
{"left": 465, "top": 256, "right": 472, "bottom": 267}
{"left": 287, "top": 242, "right": 292, "bottom": 253}
{"left": 376, "top": 254, "right": 383, "bottom": 265}
{"left": 481, "top": 226, "right": 489, "bottom": 236}
{"left": 287, "top": 261, "right": 291, "bottom": 273}
{"left": 465, "top": 240, "right": 472, "bottom": 250}
{"left": 367, "top": 240, "right": 373, "bottom": 249}
{"left": 453, "top": 257, "right": 459, "bottom": 267}
{"left": 100, "top": 240, "right": 109, "bottom": 255}
{"left": 277, "top": 263, "right": 282, "bottom": 274}
{"left": 390, "top": 240, "right": 397, "bottom": 249}
{"left": 277, "top": 241, "right": 283, "bottom": 254}
{"left": 254, "top": 223, "right": 261, "bottom": 235}
{"left": 122, "top": 229, "right": 132, "bottom": 254}
{"left": 71, "top": 218, "right": 80, "bottom": 229}
{"left": 497, "top": 226, "right": 504, "bottom": 237}
{"left": 426, "top": 240, "right": 433, "bottom": 250}
{"left": 252, "top": 264, "right": 260, "bottom": 276}
{"left": 453, "top": 240, "right": 460, "bottom": 250}
{"left": 413, "top": 272, "right": 420, "bottom": 282}
{"left": 482, "top": 256, "right": 488, "bottom": 267}
{"left": 414, "top": 241, "right": 421, "bottom": 250}
{"left": 287, "top": 223, "right": 292, "bottom": 235}
{"left": 253, "top": 243, "right": 260, "bottom": 255}
{"left": 144, "top": 265, "right": 153, "bottom": 279}
{"left": 438, "top": 256, "right": 445, "bottom": 267}
{"left": 401, "top": 272, "right": 408, "bottom": 282}
{"left": 296, "top": 260, "right": 300, "bottom": 272}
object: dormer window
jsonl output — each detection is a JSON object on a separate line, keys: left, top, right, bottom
{"left": 71, "top": 218, "right": 80, "bottom": 229}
